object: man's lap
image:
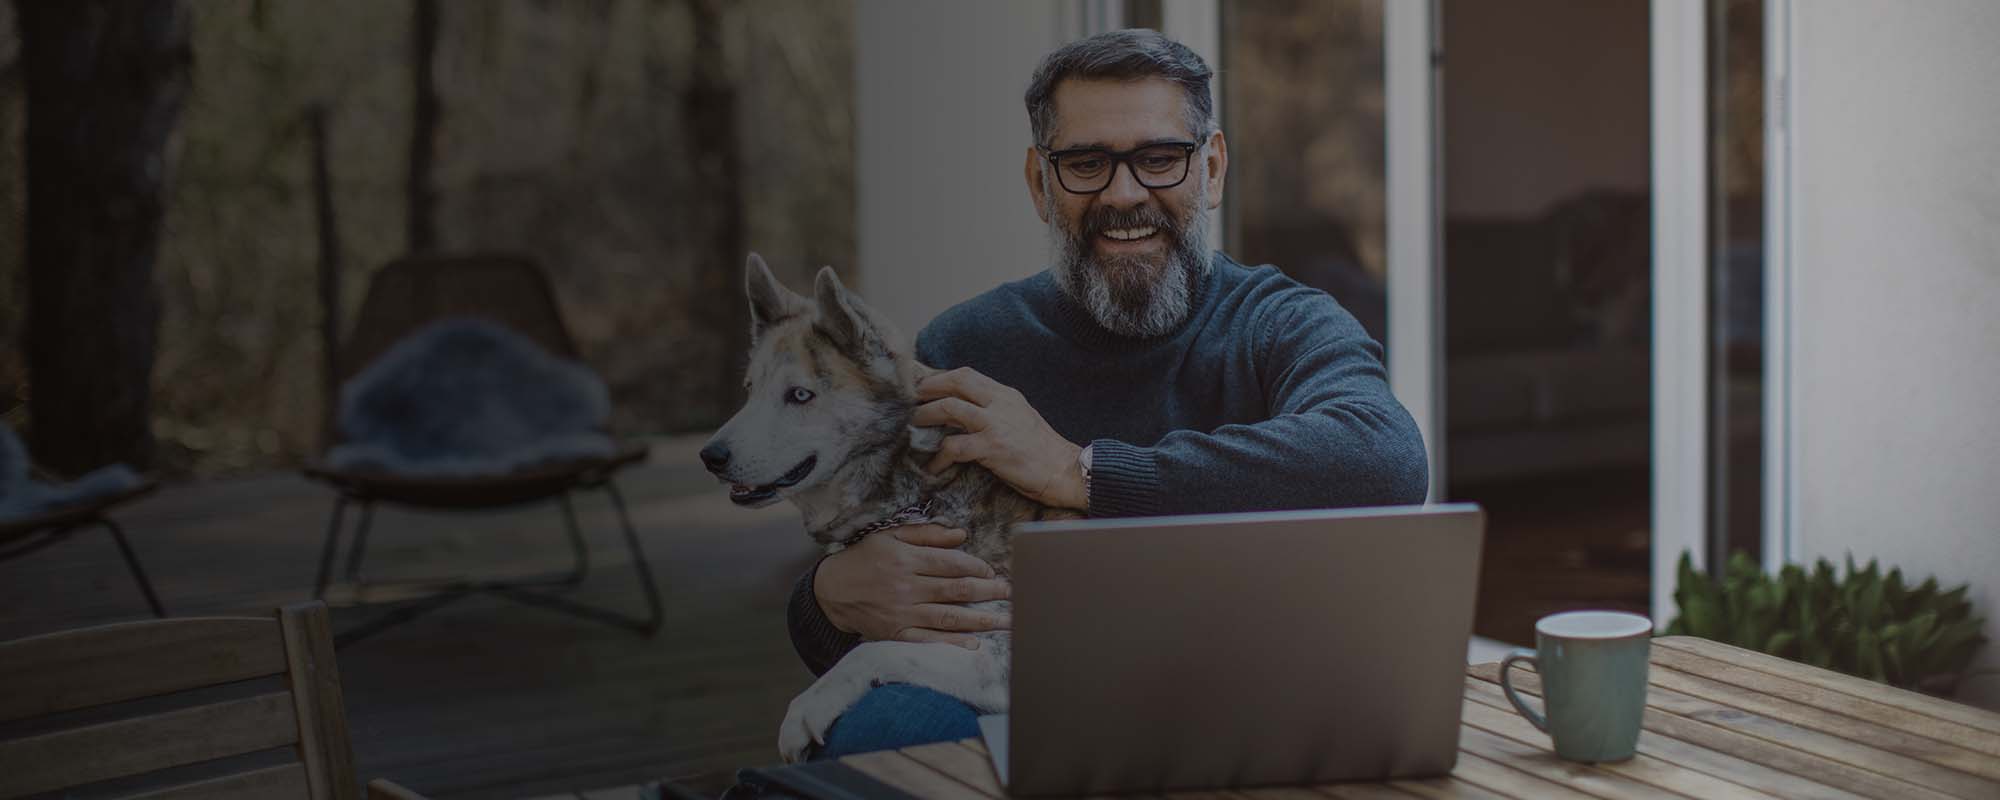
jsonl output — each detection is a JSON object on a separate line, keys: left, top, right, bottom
{"left": 811, "top": 683, "right": 981, "bottom": 760}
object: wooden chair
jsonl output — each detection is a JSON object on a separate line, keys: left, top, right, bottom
{"left": 0, "top": 474, "right": 166, "bottom": 618}
{"left": 0, "top": 601, "right": 424, "bottom": 799}
{"left": 302, "top": 254, "right": 661, "bottom": 645}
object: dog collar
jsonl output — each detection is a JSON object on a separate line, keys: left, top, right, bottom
{"left": 840, "top": 498, "right": 937, "bottom": 547}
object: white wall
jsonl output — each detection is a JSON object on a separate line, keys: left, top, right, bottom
{"left": 854, "top": 1, "right": 1076, "bottom": 339}
{"left": 1787, "top": 1, "right": 2000, "bottom": 708}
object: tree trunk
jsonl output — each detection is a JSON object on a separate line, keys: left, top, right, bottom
{"left": 16, "top": 0, "right": 190, "bottom": 474}
{"left": 685, "top": 0, "right": 747, "bottom": 424}
{"left": 406, "top": 0, "right": 440, "bottom": 254}
{"left": 308, "top": 105, "right": 342, "bottom": 450}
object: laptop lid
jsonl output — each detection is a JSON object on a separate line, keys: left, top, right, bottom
{"left": 1001, "top": 504, "right": 1484, "bottom": 796}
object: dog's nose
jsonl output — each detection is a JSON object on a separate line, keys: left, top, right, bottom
{"left": 699, "top": 442, "right": 731, "bottom": 473}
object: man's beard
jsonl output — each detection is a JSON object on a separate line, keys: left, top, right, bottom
{"left": 1047, "top": 176, "right": 1212, "bottom": 338}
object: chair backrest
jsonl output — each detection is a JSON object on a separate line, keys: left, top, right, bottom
{"left": 0, "top": 602, "right": 361, "bottom": 799}
{"left": 339, "top": 254, "right": 582, "bottom": 384}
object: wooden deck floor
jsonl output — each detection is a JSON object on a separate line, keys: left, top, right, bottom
{"left": 0, "top": 435, "right": 818, "bottom": 798}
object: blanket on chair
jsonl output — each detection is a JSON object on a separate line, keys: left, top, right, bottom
{"left": 0, "top": 424, "right": 143, "bottom": 521}
{"left": 325, "top": 318, "right": 617, "bottom": 477}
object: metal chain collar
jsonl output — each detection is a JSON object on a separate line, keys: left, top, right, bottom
{"left": 839, "top": 498, "right": 937, "bottom": 547}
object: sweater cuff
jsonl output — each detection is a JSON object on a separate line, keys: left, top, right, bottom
{"left": 1085, "top": 439, "right": 1160, "bottom": 518}
{"left": 787, "top": 557, "right": 862, "bottom": 676}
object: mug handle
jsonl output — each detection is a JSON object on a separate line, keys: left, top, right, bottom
{"left": 1499, "top": 648, "right": 1549, "bottom": 732}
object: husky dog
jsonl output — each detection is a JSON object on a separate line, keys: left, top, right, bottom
{"left": 702, "top": 253, "right": 1081, "bottom": 762}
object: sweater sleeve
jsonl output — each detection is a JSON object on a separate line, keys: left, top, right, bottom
{"left": 1085, "top": 288, "right": 1430, "bottom": 516}
{"left": 785, "top": 556, "right": 863, "bottom": 677}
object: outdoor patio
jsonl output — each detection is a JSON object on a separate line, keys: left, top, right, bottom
{"left": 0, "top": 435, "right": 816, "bottom": 798}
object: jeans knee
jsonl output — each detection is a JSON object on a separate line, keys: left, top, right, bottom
{"left": 813, "top": 683, "right": 981, "bottom": 760}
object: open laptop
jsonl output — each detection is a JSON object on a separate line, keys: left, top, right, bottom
{"left": 980, "top": 503, "right": 1485, "bottom": 796}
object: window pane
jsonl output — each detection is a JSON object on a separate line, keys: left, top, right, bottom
{"left": 1222, "top": 0, "right": 1387, "bottom": 344}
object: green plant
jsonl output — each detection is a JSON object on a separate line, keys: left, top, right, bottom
{"left": 1667, "top": 551, "right": 1988, "bottom": 693}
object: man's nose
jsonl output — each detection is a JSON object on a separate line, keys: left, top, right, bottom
{"left": 699, "top": 441, "right": 731, "bottom": 473}
{"left": 1099, "top": 161, "right": 1150, "bottom": 207}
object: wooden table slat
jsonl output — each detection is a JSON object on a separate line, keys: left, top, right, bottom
{"left": 1452, "top": 723, "right": 1681, "bottom": 800}
{"left": 1460, "top": 678, "right": 1872, "bottom": 800}
{"left": 1473, "top": 662, "right": 2000, "bottom": 800}
{"left": 1228, "top": 784, "right": 1357, "bottom": 799}
{"left": 899, "top": 740, "right": 1005, "bottom": 798}
{"left": 1631, "top": 693, "right": 1960, "bottom": 800}
{"left": 1385, "top": 774, "right": 1512, "bottom": 799}
{"left": 1441, "top": 750, "right": 1599, "bottom": 800}
{"left": 1316, "top": 782, "right": 1427, "bottom": 799}
{"left": 1654, "top": 637, "right": 2000, "bottom": 737}
{"left": 1458, "top": 696, "right": 1771, "bottom": 799}
{"left": 1647, "top": 661, "right": 2000, "bottom": 782}
{"left": 843, "top": 748, "right": 994, "bottom": 800}
{"left": 1645, "top": 643, "right": 2000, "bottom": 761}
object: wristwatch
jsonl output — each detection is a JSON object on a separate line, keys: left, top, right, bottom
{"left": 1078, "top": 443, "right": 1094, "bottom": 507}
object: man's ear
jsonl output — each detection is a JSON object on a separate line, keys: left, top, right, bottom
{"left": 1202, "top": 129, "right": 1228, "bottom": 210}
{"left": 745, "top": 253, "right": 801, "bottom": 342}
{"left": 1024, "top": 146, "right": 1052, "bottom": 223}
{"left": 812, "top": 266, "right": 869, "bottom": 354}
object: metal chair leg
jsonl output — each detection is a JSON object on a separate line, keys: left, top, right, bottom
{"left": 342, "top": 502, "right": 376, "bottom": 583}
{"left": 316, "top": 480, "right": 663, "bottom": 644}
{"left": 605, "top": 481, "right": 663, "bottom": 635}
{"left": 101, "top": 517, "right": 167, "bottom": 618}
{"left": 313, "top": 495, "right": 348, "bottom": 600}
{"left": 558, "top": 492, "right": 589, "bottom": 586}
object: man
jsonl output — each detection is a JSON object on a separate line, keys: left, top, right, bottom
{"left": 790, "top": 29, "right": 1429, "bottom": 757}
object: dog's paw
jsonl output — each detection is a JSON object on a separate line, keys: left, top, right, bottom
{"left": 776, "top": 707, "right": 816, "bottom": 764}
{"left": 778, "top": 680, "right": 861, "bottom": 763}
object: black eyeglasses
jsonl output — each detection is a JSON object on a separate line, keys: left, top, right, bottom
{"left": 1038, "top": 141, "right": 1199, "bottom": 194}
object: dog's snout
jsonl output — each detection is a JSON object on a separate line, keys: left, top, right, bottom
{"left": 699, "top": 442, "right": 731, "bottom": 473}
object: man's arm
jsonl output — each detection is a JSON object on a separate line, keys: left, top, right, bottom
{"left": 1088, "top": 289, "right": 1429, "bottom": 517}
{"left": 785, "top": 524, "right": 1011, "bottom": 676}
{"left": 786, "top": 558, "right": 861, "bottom": 676}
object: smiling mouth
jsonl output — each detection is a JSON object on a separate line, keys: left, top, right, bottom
{"left": 1100, "top": 226, "right": 1159, "bottom": 242}
{"left": 728, "top": 455, "right": 817, "bottom": 506}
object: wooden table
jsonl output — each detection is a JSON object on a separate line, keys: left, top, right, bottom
{"left": 821, "top": 636, "right": 2000, "bottom": 799}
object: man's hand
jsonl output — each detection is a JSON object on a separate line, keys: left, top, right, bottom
{"left": 913, "top": 367, "right": 1087, "bottom": 510}
{"left": 813, "top": 523, "right": 1012, "bottom": 649}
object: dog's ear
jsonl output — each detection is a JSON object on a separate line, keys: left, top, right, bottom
{"left": 746, "top": 253, "right": 801, "bottom": 342}
{"left": 812, "top": 266, "right": 872, "bottom": 355}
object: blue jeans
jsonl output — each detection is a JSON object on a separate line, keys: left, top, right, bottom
{"left": 811, "top": 683, "right": 981, "bottom": 760}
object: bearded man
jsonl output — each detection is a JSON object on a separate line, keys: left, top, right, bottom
{"left": 784, "top": 29, "right": 1431, "bottom": 757}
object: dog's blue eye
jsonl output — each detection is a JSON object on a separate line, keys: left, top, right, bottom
{"left": 787, "top": 387, "right": 815, "bottom": 404}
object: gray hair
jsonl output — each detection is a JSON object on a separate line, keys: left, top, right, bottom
{"left": 1024, "top": 29, "right": 1215, "bottom": 148}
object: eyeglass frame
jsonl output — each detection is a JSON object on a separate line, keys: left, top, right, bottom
{"left": 1036, "top": 141, "right": 1202, "bottom": 195}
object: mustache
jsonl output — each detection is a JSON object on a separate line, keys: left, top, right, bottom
{"left": 1080, "top": 203, "right": 1176, "bottom": 239}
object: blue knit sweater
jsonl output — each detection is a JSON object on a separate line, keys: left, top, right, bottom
{"left": 787, "top": 251, "right": 1430, "bottom": 674}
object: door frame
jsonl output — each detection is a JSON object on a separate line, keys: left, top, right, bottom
{"left": 1385, "top": 0, "right": 1446, "bottom": 503}
{"left": 1651, "top": 0, "right": 1711, "bottom": 626}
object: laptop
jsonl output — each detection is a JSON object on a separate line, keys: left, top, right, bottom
{"left": 980, "top": 503, "right": 1485, "bottom": 796}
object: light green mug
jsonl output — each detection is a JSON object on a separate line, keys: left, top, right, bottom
{"left": 1499, "top": 610, "right": 1653, "bottom": 762}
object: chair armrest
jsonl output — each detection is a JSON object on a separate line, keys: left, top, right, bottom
{"left": 367, "top": 778, "right": 430, "bottom": 800}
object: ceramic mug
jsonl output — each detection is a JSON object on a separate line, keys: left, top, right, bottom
{"left": 1499, "top": 610, "right": 1653, "bottom": 762}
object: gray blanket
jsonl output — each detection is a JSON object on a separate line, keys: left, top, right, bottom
{"left": 325, "top": 318, "right": 617, "bottom": 477}
{"left": 0, "top": 424, "right": 143, "bottom": 521}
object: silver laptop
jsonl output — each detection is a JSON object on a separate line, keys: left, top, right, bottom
{"left": 980, "top": 503, "right": 1485, "bottom": 796}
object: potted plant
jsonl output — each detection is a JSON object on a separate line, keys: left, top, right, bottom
{"left": 1667, "top": 551, "right": 1989, "bottom": 696}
